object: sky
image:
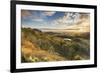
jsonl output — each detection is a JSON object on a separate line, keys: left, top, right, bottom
{"left": 21, "top": 10, "right": 90, "bottom": 32}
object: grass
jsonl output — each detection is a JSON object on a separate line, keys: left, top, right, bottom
{"left": 21, "top": 28, "right": 90, "bottom": 63}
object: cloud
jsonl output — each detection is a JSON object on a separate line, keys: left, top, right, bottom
{"left": 43, "top": 11, "right": 56, "bottom": 16}
{"left": 51, "top": 12, "right": 90, "bottom": 32}
{"left": 65, "top": 13, "right": 90, "bottom": 32}
{"left": 53, "top": 12, "right": 81, "bottom": 26}
{"left": 76, "top": 13, "right": 90, "bottom": 25}
{"left": 53, "top": 12, "right": 89, "bottom": 26}
{"left": 80, "top": 13, "right": 89, "bottom": 19}
{"left": 21, "top": 10, "right": 90, "bottom": 32}
{"left": 21, "top": 10, "right": 45, "bottom": 22}
{"left": 21, "top": 10, "right": 56, "bottom": 23}
{"left": 21, "top": 10, "right": 32, "bottom": 17}
{"left": 32, "top": 18, "right": 44, "bottom": 22}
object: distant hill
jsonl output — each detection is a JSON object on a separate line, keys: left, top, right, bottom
{"left": 21, "top": 28, "right": 90, "bottom": 63}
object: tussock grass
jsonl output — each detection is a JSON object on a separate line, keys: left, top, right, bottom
{"left": 21, "top": 28, "right": 90, "bottom": 63}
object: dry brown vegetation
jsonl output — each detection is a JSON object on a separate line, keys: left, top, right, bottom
{"left": 21, "top": 28, "right": 90, "bottom": 63}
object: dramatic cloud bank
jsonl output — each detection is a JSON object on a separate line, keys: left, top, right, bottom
{"left": 21, "top": 10, "right": 90, "bottom": 32}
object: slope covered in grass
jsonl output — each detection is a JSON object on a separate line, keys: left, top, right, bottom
{"left": 21, "top": 28, "right": 90, "bottom": 63}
